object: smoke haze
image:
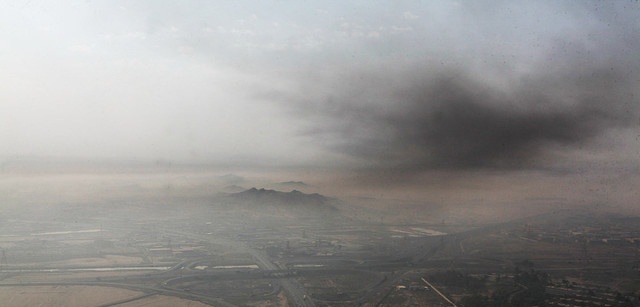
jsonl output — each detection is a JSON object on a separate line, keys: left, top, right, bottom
{"left": 0, "top": 0, "right": 638, "bottom": 194}
{"left": 284, "top": 57, "right": 637, "bottom": 174}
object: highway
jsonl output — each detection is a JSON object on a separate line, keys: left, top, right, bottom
{"left": 0, "top": 221, "right": 460, "bottom": 306}
{"left": 160, "top": 227, "right": 315, "bottom": 307}
{"left": 0, "top": 223, "right": 317, "bottom": 307}
{"left": 421, "top": 277, "right": 457, "bottom": 307}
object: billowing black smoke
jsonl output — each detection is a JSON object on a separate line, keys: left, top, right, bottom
{"left": 283, "top": 59, "right": 637, "bottom": 174}
{"left": 272, "top": 2, "right": 639, "bottom": 178}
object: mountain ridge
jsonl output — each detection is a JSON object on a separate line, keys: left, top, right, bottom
{"left": 229, "top": 188, "right": 334, "bottom": 210}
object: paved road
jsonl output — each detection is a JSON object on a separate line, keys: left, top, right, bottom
{"left": 162, "top": 228, "right": 315, "bottom": 307}
{"left": 421, "top": 277, "right": 457, "bottom": 307}
{"left": 247, "top": 248, "right": 315, "bottom": 307}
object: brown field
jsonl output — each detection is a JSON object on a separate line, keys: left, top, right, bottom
{"left": 0, "top": 286, "right": 210, "bottom": 307}
{"left": 35, "top": 255, "right": 145, "bottom": 268}
{"left": 0, "top": 285, "right": 141, "bottom": 307}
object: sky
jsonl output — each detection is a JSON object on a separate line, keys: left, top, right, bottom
{"left": 1, "top": 1, "right": 639, "bottom": 199}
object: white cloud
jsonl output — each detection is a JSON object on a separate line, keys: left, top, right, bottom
{"left": 229, "top": 28, "right": 255, "bottom": 36}
{"left": 368, "top": 31, "right": 380, "bottom": 38}
{"left": 403, "top": 11, "right": 419, "bottom": 20}
{"left": 178, "top": 45, "right": 193, "bottom": 54}
{"left": 67, "top": 44, "right": 93, "bottom": 53}
{"left": 122, "top": 32, "right": 146, "bottom": 40}
{"left": 390, "top": 25, "right": 413, "bottom": 33}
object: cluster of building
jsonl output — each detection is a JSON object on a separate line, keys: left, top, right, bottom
{"left": 546, "top": 281, "right": 636, "bottom": 307}
{"left": 519, "top": 217, "right": 640, "bottom": 246}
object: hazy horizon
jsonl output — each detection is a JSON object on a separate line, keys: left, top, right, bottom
{"left": 1, "top": 1, "right": 638, "bottom": 206}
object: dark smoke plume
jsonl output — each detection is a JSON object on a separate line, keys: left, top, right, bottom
{"left": 271, "top": 2, "right": 639, "bottom": 177}
{"left": 285, "top": 58, "right": 638, "bottom": 174}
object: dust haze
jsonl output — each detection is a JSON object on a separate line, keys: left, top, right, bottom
{"left": 1, "top": 1, "right": 640, "bottom": 306}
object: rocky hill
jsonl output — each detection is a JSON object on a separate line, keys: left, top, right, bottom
{"left": 223, "top": 188, "right": 339, "bottom": 218}
{"left": 231, "top": 188, "right": 331, "bottom": 207}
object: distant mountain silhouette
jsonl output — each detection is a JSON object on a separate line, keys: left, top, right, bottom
{"left": 229, "top": 188, "right": 334, "bottom": 210}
